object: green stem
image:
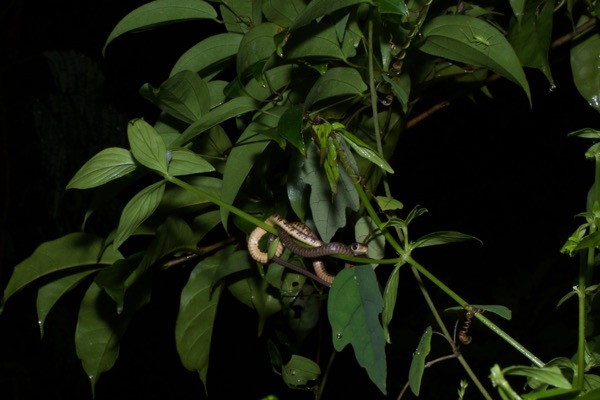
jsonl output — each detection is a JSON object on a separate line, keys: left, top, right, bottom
{"left": 165, "top": 175, "right": 277, "bottom": 235}
{"left": 367, "top": 17, "right": 392, "bottom": 199}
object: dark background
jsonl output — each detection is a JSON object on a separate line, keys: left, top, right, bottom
{"left": 0, "top": 1, "right": 598, "bottom": 399}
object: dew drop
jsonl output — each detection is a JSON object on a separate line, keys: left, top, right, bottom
{"left": 336, "top": 333, "right": 343, "bottom": 339}
{"left": 549, "top": 84, "right": 557, "bottom": 92}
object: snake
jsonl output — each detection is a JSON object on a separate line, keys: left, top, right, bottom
{"left": 248, "top": 214, "right": 368, "bottom": 285}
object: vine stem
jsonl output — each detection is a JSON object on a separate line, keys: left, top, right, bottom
{"left": 164, "top": 174, "right": 277, "bottom": 235}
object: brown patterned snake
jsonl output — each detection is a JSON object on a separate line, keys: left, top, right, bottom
{"left": 248, "top": 214, "right": 368, "bottom": 285}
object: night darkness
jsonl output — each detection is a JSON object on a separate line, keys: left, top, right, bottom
{"left": 1, "top": 1, "right": 599, "bottom": 399}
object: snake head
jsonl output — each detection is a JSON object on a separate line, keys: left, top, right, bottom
{"left": 350, "top": 242, "right": 368, "bottom": 255}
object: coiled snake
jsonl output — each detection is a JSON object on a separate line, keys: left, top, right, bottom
{"left": 248, "top": 214, "right": 368, "bottom": 285}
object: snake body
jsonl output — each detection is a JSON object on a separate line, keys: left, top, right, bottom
{"left": 248, "top": 214, "right": 367, "bottom": 285}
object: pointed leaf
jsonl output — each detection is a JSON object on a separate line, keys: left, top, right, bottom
{"left": 37, "top": 268, "right": 100, "bottom": 336}
{"left": 412, "top": 230, "right": 482, "bottom": 249}
{"left": 176, "top": 247, "right": 228, "bottom": 388}
{"left": 236, "top": 22, "right": 279, "bottom": 80}
{"left": 289, "top": 0, "right": 373, "bottom": 31}
{"left": 503, "top": 365, "right": 572, "bottom": 389}
{"left": 67, "top": 148, "right": 136, "bottom": 190}
{"left": 377, "top": 0, "right": 408, "bottom": 15}
{"left": 127, "top": 119, "right": 169, "bottom": 174}
{"left": 305, "top": 67, "right": 367, "bottom": 110}
{"left": 140, "top": 71, "right": 210, "bottom": 124}
{"left": 220, "top": 109, "right": 284, "bottom": 227}
{"left": 507, "top": 0, "right": 554, "bottom": 87}
{"left": 338, "top": 130, "right": 394, "bottom": 173}
{"left": 170, "top": 33, "right": 243, "bottom": 79}
{"left": 445, "top": 304, "right": 512, "bottom": 320}
{"left": 263, "top": 0, "right": 307, "bottom": 27}
{"left": 278, "top": 104, "right": 306, "bottom": 155}
{"left": 167, "top": 148, "right": 215, "bottom": 176}
{"left": 282, "top": 355, "right": 321, "bottom": 388}
{"left": 328, "top": 265, "right": 386, "bottom": 394}
{"left": 171, "top": 96, "right": 258, "bottom": 147}
{"left": 104, "top": 0, "right": 217, "bottom": 54}
{"left": 76, "top": 277, "right": 150, "bottom": 395}
{"left": 114, "top": 180, "right": 166, "bottom": 249}
{"left": 283, "top": 23, "right": 356, "bottom": 61}
{"left": 409, "top": 326, "right": 432, "bottom": 396}
{"left": 300, "top": 143, "right": 359, "bottom": 242}
{"left": 3, "top": 233, "right": 122, "bottom": 303}
{"left": 418, "top": 15, "right": 531, "bottom": 105}
{"left": 571, "top": 18, "right": 600, "bottom": 112}
{"left": 382, "top": 264, "right": 401, "bottom": 343}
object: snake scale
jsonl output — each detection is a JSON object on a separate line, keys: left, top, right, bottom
{"left": 248, "top": 214, "right": 368, "bottom": 285}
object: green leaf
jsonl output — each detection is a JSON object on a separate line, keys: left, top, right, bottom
{"left": 227, "top": 267, "right": 282, "bottom": 336}
{"left": 263, "top": 0, "right": 307, "bottom": 27}
{"left": 140, "top": 71, "right": 210, "bottom": 124}
{"left": 135, "top": 215, "right": 197, "bottom": 276}
{"left": 220, "top": 0, "right": 262, "bottom": 34}
{"left": 76, "top": 277, "right": 150, "bottom": 396}
{"left": 382, "top": 73, "right": 411, "bottom": 113}
{"left": 236, "top": 22, "right": 279, "bottom": 80}
{"left": 158, "top": 176, "right": 222, "bottom": 215}
{"left": 376, "top": 195, "right": 404, "bottom": 211}
{"left": 278, "top": 104, "right": 306, "bottom": 155}
{"left": 127, "top": 119, "right": 169, "bottom": 174}
{"left": 328, "top": 265, "right": 386, "bottom": 394}
{"left": 337, "top": 128, "right": 394, "bottom": 173}
{"left": 568, "top": 127, "right": 600, "bottom": 139}
{"left": 239, "top": 65, "right": 296, "bottom": 101}
{"left": 175, "top": 247, "right": 228, "bottom": 389}
{"left": 571, "top": 18, "right": 600, "bottom": 112}
{"left": 94, "top": 254, "right": 141, "bottom": 313}
{"left": 114, "top": 180, "right": 166, "bottom": 249}
{"left": 3, "top": 233, "right": 122, "bottom": 303}
{"left": 103, "top": 0, "right": 217, "bottom": 54}
{"left": 171, "top": 96, "right": 258, "bottom": 147}
{"left": 300, "top": 143, "right": 359, "bottom": 242}
{"left": 305, "top": 67, "right": 368, "bottom": 110}
{"left": 67, "top": 148, "right": 136, "bottom": 190}
{"left": 220, "top": 110, "right": 283, "bottom": 227}
{"left": 509, "top": 0, "right": 526, "bottom": 23}
{"left": 170, "top": 33, "right": 243, "bottom": 80}
{"left": 504, "top": 365, "right": 572, "bottom": 389}
{"left": 507, "top": 0, "right": 555, "bottom": 87}
{"left": 418, "top": 15, "right": 531, "bottom": 105}
{"left": 377, "top": 0, "right": 408, "bottom": 15}
{"left": 167, "top": 148, "right": 215, "bottom": 176}
{"left": 289, "top": 0, "right": 373, "bottom": 31}
{"left": 412, "top": 230, "right": 482, "bottom": 249}
{"left": 382, "top": 264, "right": 401, "bottom": 343}
{"left": 355, "top": 216, "right": 386, "bottom": 262}
{"left": 283, "top": 23, "right": 356, "bottom": 61}
{"left": 282, "top": 355, "right": 321, "bottom": 388}
{"left": 409, "top": 326, "right": 432, "bottom": 396}
{"left": 445, "top": 304, "right": 512, "bottom": 320}
{"left": 37, "top": 268, "right": 100, "bottom": 337}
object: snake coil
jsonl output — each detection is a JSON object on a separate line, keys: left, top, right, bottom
{"left": 247, "top": 215, "right": 367, "bottom": 285}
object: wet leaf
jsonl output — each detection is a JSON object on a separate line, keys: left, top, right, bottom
{"left": 3, "top": 233, "right": 122, "bottom": 304}
{"left": 176, "top": 247, "right": 229, "bottom": 390}
{"left": 418, "top": 15, "right": 531, "bottom": 105}
{"left": 328, "top": 265, "right": 386, "bottom": 394}
{"left": 409, "top": 326, "right": 432, "bottom": 396}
